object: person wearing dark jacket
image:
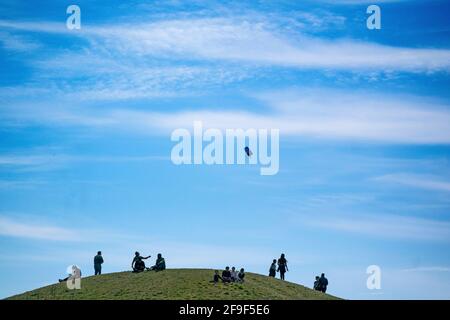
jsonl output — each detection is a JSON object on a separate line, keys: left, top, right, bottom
{"left": 151, "top": 253, "right": 166, "bottom": 271}
{"left": 238, "top": 268, "right": 245, "bottom": 282}
{"left": 222, "top": 266, "right": 232, "bottom": 283}
{"left": 277, "top": 253, "right": 288, "bottom": 280}
{"left": 211, "top": 270, "right": 222, "bottom": 284}
{"left": 313, "top": 276, "right": 321, "bottom": 291}
{"left": 319, "top": 273, "right": 328, "bottom": 293}
{"left": 94, "top": 251, "right": 104, "bottom": 275}
{"left": 269, "top": 259, "right": 277, "bottom": 277}
{"left": 132, "top": 251, "right": 151, "bottom": 273}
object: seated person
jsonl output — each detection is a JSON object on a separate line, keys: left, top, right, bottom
{"left": 59, "top": 265, "right": 82, "bottom": 283}
{"left": 230, "top": 266, "right": 238, "bottom": 282}
{"left": 237, "top": 268, "right": 245, "bottom": 282}
{"left": 150, "top": 253, "right": 166, "bottom": 271}
{"left": 132, "top": 251, "right": 151, "bottom": 273}
{"left": 210, "top": 270, "right": 222, "bottom": 284}
{"left": 313, "top": 276, "right": 321, "bottom": 291}
{"left": 222, "top": 266, "right": 232, "bottom": 283}
{"left": 269, "top": 259, "right": 277, "bottom": 277}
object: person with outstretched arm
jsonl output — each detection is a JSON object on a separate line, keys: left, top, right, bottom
{"left": 132, "top": 251, "right": 151, "bottom": 272}
{"left": 211, "top": 270, "right": 222, "bottom": 284}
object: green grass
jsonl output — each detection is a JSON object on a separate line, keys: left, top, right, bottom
{"left": 7, "top": 268, "right": 339, "bottom": 300}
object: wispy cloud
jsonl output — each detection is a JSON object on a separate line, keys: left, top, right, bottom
{"left": 0, "top": 215, "right": 137, "bottom": 243}
{"left": 2, "top": 88, "right": 450, "bottom": 144}
{"left": 402, "top": 266, "right": 450, "bottom": 272}
{"left": 374, "top": 174, "right": 450, "bottom": 192}
{"left": 0, "top": 31, "right": 41, "bottom": 51}
{"left": 0, "top": 216, "right": 81, "bottom": 241}
{"left": 1, "top": 17, "right": 449, "bottom": 72}
{"left": 301, "top": 212, "right": 450, "bottom": 242}
{"left": 0, "top": 154, "right": 168, "bottom": 171}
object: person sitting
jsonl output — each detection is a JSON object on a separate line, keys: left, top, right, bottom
{"left": 210, "top": 270, "right": 223, "bottom": 284}
{"left": 59, "top": 265, "right": 82, "bottom": 282}
{"left": 313, "top": 276, "right": 321, "bottom": 291}
{"left": 222, "top": 266, "right": 232, "bottom": 283}
{"left": 150, "top": 253, "right": 166, "bottom": 271}
{"left": 237, "top": 268, "right": 245, "bottom": 283}
{"left": 319, "top": 273, "right": 328, "bottom": 293}
{"left": 230, "top": 266, "right": 238, "bottom": 282}
{"left": 269, "top": 259, "right": 277, "bottom": 277}
{"left": 131, "top": 251, "right": 151, "bottom": 273}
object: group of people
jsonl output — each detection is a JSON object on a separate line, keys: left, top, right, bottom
{"left": 212, "top": 266, "right": 245, "bottom": 284}
{"left": 313, "top": 273, "right": 329, "bottom": 293}
{"left": 61, "top": 251, "right": 330, "bottom": 294}
{"left": 269, "top": 253, "right": 289, "bottom": 280}
{"left": 131, "top": 252, "right": 166, "bottom": 273}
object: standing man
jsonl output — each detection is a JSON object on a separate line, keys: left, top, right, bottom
{"left": 319, "top": 273, "right": 329, "bottom": 293}
{"left": 94, "top": 251, "right": 104, "bottom": 275}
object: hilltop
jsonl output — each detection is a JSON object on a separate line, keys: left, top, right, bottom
{"left": 7, "top": 268, "right": 339, "bottom": 300}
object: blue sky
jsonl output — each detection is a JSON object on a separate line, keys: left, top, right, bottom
{"left": 1, "top": 0, "right": 450, "bottom": 299}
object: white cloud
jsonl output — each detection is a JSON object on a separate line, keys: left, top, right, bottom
{"left": 0, "top": 31, "right": 40, "bottom": 51}
{"left": 0, "top": 215, "right": 139, "bottom": 243}
{"left": 302, "top": 212, "right": 450, "bottom": 242}
{"left": 1, "top": 17, "right": 449, "bottom": 72}
{"left": 106, "top": 89, "right": 450, "bottom": 144}
{"left": 402, "top": 266, "right": 450, "bottom": 272}
{"left": 0, "top": 154, "right": 168, "bottom": 171}
{"left": 374, "top": 173, "right": 450, "bottom": 192}
{"left": 0, "top": 216, "right": 81, "bottom": 241}
{"left": 85, "top": 19, "right": 450, "bottom": 72}
{"left": 2, "top": 88, "right": 450, "bottom": 144}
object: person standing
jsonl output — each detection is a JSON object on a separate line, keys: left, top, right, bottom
{"left": 319, "top": 273, "right": 329, "bottom": 293}
{"left": 277, "top": 253, "right": 288, "bottom": 280}
{"left": 94, "top": 251, "right": 104, "bottom": 275}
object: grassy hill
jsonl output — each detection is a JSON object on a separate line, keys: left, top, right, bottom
{"left": 7, "top": 268, "right": 339, "bottom": 300}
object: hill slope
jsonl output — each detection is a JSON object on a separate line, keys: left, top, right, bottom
{"left": 7, "top": 268, "right": 339, "bottom": 300}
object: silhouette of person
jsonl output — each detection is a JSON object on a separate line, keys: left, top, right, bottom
{"left": 132, "top": 251, "right": 151, "bottom": 273}
{"left": 269, "top": 259, "right": 277, "bottom": 277}
{"left": 319, "top": 273, "right": 328, "bottom": 293}
{"left": 313, "top": 276, "right": 321, "bottom": 291}
{"left": 231, "top": 266, "right": 238, "bottom": 282}
{"left": 277, "top": 253, "right": 288, "bottom": 280}
{"left": 222, "top": 266, "right": 232, "bottom": 283}
{"left": 211, "top": 270, "right": 222, "bottom": 284}
{"left": 237, "top": 268, "right": 245, "bottom": 282}
{"left": 151, "top": 253, "right": 166, "bottom": 271}
{"left": 94, "top": 251, "right": 104, "bottom": 275}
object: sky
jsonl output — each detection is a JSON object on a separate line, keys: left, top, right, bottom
{"left": 0, "top": 0, "right": 450, "bottom": 299}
